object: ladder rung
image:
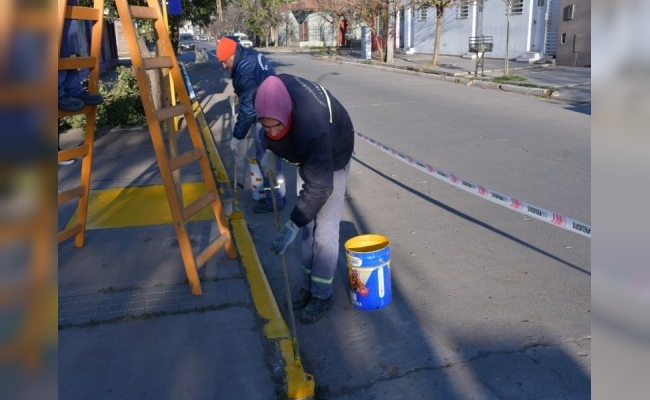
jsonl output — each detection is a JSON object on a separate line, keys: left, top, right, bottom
{"left": 59, "top": 56, "right": 96, "bottom": 71}
{"left": 169, "top": 149, "right": 202, "bottom": 172}
{"left": 130, "top": 6, "right": 159, "bottom": 20}
{"left": 142, "top": 56, "right": 174, "bottom": 70}
{"left": 196, "top": 235, "right": 230, "bottom": 270}
{"left": 58, "top": 223, "right": 83, "bottom": 243}
{"left": 66, "top": 6, "right": 101, "bottom": 21}
{"left": 58, "top": 144, "right": 90, "bottom": 161}
{"left": 182, "top": 191, "right": 217, "bottom": 221}
{"left": 156, "top": 104, "right": 189, "bottom": 121}
{"left": 58, "top": 186, "right": 85, "bottom": 204}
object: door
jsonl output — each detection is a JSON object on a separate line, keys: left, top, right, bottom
{"left": 531, "top": 0, "right": 547, "bottom": 52}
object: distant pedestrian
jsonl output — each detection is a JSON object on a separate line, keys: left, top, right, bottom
{"left": 217, "top": 36, "right": 285, "bottom": 212}
{"left": 254, "top": 74, "right": 355, "bottom": 323}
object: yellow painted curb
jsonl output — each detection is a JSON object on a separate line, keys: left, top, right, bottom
{"left": 194, "top": 97, "right": 315, "bottom": 399}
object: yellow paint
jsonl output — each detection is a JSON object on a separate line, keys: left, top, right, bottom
{"left": 281, "top": 339, "right": 315, "bottom": 399}
{"left": 230, "top": 216, "right": 287, "bottom": 337}
{"left": 65, "top": 183, "right": 212, "bottom": 230}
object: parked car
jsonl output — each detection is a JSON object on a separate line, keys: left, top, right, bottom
{"left": 233, "top": 32, "right": 254, "bottom": 48}
{"left": 219, "top": 34, "right": 253, "bottom": 49}
{"left": 179, "top": 33, "right": 195, "bottom": 51}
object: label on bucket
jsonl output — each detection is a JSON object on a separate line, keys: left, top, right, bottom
{"left": 347, "top": 261, "right": 391, "bottom": 311}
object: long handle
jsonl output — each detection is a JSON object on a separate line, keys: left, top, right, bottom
{"left": 268, "top": 170, "right": 301, "bottom": 364}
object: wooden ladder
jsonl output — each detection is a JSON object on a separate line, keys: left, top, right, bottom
{"left": 114, "top": 0, "right": 236, "bottom": 296}
{"left": 57, "top": 0, "right": 104, "bottom": 247}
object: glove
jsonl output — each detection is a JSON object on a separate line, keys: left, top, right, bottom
{"left": 271, "top": 220, "right": 299, "bottom": 256}
{"left": 260, "top": 150, "right": 277, "bottom": 182}
{"left": 230, "top": 137, "right": 242, "bottom": 155}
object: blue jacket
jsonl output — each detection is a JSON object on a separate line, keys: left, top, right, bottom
{"left": 263, "top": 74, "right": 355, "bottom": 227}
{"left": 230, "top": 46, "right": 275, "bottom": 140}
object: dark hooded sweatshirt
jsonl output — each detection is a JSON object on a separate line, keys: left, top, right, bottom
{"left": 261, "top": 74, "right": 354, "bottom": 228}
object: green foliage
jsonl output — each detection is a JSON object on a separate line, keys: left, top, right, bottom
{"left": 491, "top": 74, "right": 526, "bottom": 83}
{"left": 96, "top": 65, "right": 146, "bottom": 127}
{"left": 59, "top": 66, "right": 146, "bottom": 130}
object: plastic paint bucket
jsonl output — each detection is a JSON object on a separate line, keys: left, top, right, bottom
{"left": 345, "top": 234, "right": 392, "bottom": 311}
{"left": 248, "top": 159, "right": 265, "bottom": 200}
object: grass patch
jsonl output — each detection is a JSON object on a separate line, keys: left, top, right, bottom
{"left": 491, "top": 74, "right": 526, "bottom": 83}
{"left": 489, "top": 74, "right": 554, "bottom": 92}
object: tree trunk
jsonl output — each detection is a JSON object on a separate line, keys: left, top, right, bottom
{"left": 374, "top": 34, "right": 384, "bottom": 62}
{"left": 432, "top": 7, "right": 443, "bottom": 66}
{"left": 386, "top": 1, "right": 395, "bottom": 63}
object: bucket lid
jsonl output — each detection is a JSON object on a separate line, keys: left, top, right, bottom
{"left": 345, "top": 234, "right": 389, "bottom": 252}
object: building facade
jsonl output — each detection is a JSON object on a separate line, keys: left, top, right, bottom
{"left": 400, "top": 0, "right": 563, "bottom": 62}
{"left": 555, "top": 0, "right": 591, "bottom": 66}
{"left": 278, "top": 0, "right": 590, "bottom": 66}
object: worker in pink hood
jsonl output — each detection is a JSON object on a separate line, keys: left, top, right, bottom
{"left": 255, "top": 74, "right": 354, "bottom": 324}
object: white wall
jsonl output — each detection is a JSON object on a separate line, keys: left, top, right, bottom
{"left": 278, "top": 12, "right": 337, "bottom": 47}
{"left": 406, "top": 0, "right": 538, "bottom": 59}
{"left": 481, "top": 0, "right": 534, "bottom": 58}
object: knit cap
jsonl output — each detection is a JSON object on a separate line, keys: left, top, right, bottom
{"left": 216, "top": 37, "right": 237, "bottom": 62}
{"left": 254, "top": 76, "right": 292, "bottom": 127}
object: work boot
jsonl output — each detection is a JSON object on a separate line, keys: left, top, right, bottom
{"left": 292, "top": 288, "right": 311, "bottom": 310}
{"left": 74, "top": 90, "right": 104, "bottom": 106}
{"left": 58, "top": 96, "right": 84, "bottom": 112}
{"left": 299, "top": 296, "right": 331, "bottom": 324}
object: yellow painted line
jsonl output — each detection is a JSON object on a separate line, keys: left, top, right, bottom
{"left": 191, "top": 99, "right": 229, "bottom": 184}
{"left": 195, "top": 99, "right": 315, "bottom": 399}
{"left": 65, "top": 183, "right": 212, "bottom": 230}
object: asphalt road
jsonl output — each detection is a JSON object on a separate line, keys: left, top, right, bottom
{"left": 191, "top": 47, "right": 591, "bottom": 399}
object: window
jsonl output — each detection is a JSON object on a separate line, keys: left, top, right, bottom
{"left": 506, "top": 0, "right": 524, "bottom": 15}
{"left": 456, "top": 3, "right": 469, "bottom": 20}
{"left": 564, "top": 4, "right": 575, "bottom": 20}
{"left": 561, "top": 33, "right": 566, "bottom": 44}
{"left": 417, "top": 8, "right": 427, "bottom": 22}
{"left": 537, "top": 0, "right": 545, "bottom": 7}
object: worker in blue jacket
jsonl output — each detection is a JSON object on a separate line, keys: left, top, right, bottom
{"left": 217, "top": 37, "right": 285, "bottom": 212}
{"left": 254, "top": 74, "right": 355, "bottom": 323}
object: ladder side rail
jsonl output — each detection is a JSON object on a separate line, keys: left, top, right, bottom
{"left": 148, "top": 5, "right": 235, "bottom": 257}
{"left": 143, "top": 3, "right": 235, "bottom": 261}
{"left": 56, "top": 0, "right": 105, "bottom": 247}
{"left": 115, "top": 0, "right": 204, "bottom": 295}
{"left": 74, "top": 0, "right": 105, "bottom": 247}
{"left": 113, "top": 1, "right": 186, "bottom": 228}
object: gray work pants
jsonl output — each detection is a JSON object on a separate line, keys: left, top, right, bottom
{"left": 298, "top": 162, "right": 350, "bottom": 299}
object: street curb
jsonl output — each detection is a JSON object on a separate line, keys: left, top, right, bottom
{"left": 315, "top": 55, "right": 554, "bottom": 100}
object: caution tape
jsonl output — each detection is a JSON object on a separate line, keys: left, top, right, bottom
{"left": 356, "top": 131, "right": 591, "bottom": 238}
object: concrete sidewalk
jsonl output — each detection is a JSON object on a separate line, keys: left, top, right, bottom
{"left": 57, "top": 123, "right": 288, "bottom": 399}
